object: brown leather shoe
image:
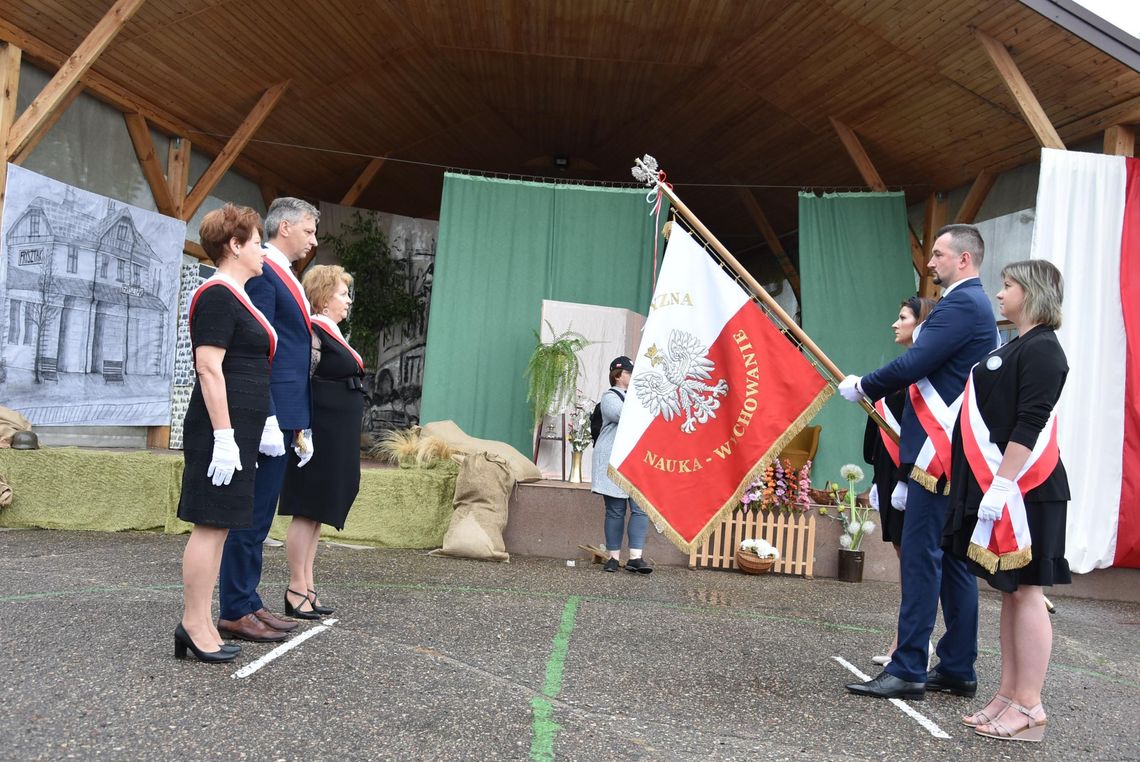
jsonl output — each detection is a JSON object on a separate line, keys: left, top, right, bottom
{"left": 254, "top": 608, "right": 299, "bottom": 632}
{"left": 217, "top": 613, "right": 287, "bottom": 642}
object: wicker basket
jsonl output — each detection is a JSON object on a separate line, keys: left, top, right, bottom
{"left": 735, "top": 548, "right": 775, "bottom": 574}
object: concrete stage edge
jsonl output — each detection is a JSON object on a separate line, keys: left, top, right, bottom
{"left": 507, "top": 480, "right": 1140, "bottom": 604}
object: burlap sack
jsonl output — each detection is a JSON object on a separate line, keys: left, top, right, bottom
{"left": 434, "top": 451, "right": 512, "bottom": 562}
{"left": 0, "top": 406, "right": 31, "bottom": 449}
{"left": 420, "top": 420, "right": 542, "bottom": 484}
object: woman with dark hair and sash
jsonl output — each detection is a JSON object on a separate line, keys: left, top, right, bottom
{"left": 175, "top": 204, "right": 274, "bottom": 663}
{"left": 864, "top": 295, "right": 935, "bottom": 667}
{"left": 946, "top": 259, "right": 1069, "bottom": 743}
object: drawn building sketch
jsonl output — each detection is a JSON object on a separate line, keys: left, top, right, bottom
{"left": 0, "top": 165, "right": 185, "bottom": 425}
{"left": 317, "top": 202, "right": 437, "bottom": 435}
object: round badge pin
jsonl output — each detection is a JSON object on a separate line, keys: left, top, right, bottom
{"left": 985, "top": 355, "right": 1003, "bottom": 371}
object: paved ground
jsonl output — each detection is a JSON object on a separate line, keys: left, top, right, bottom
{"left": 1, "top": 528, "right": 1137, "bottom": 761}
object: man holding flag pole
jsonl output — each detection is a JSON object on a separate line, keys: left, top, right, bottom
{"left": 837, "top": 224, "right": 998, "bottom": 700}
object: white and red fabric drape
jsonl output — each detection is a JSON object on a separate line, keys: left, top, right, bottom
{"left": 1030, "top": 148, "right": 1140, "bottom": 571}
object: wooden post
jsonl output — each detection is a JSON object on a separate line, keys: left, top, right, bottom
{"left": 920, "top": 193, "right": 950, "bottom": 298}
{"left": 973, "top": 28, "right": 1065, "bottom": 150}
{"left": 182, "top": 80, "right": 291, "bottom": 221}
{"left": 167, "top": 137, "right": 191, "bottom": 219}
{"left": 735, "top": 186, "right": 801, "bottom": 302}
{"left": 0, "top": 42, "right": 21, "bottom": 224}
{"left": 123, "top": 111, "right": 176, "bottom": 216}
{"left": 6, "top": 0, "right": 148, "bottom": 161}
{"left": 1105, "top": 125, "right": 1135, "bottom": 157}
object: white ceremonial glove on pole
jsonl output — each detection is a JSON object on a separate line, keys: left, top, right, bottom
{"left": 978, "top": 475, "right": 1016, "bottom": 522}
{"left": 838, "top": 375, "right": 865, "bottom": 403}
{"left": 207, "top": 429, "right": 242, "bottom": 487}
{"left": 868, "top": 486, "right": 880, "bottom": 511}
{"left": 259, "top": 415, "right": 287, "bottom": 457}
{"left": 890, "top": 481, "right": 908, "bottom": 511}
{"left": 294, "top": 428, "right": 314, "bottom": 468}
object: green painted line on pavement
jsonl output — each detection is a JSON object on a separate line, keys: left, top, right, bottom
{"left": 530, "top": 595, "right": 580, "bottom": 762}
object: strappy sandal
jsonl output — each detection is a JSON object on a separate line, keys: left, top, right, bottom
{"left": 974, "top": 702, "right": 1047, "bottom": 742}
{"left": 962, "top": 694, "right": 1012, "bottom": 727}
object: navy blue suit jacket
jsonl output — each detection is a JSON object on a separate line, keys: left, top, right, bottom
{"left": 246, "top": 259, "right": 312, "bottom": 430}
{"left": 860, "top": 278, "right": 996, "bottom": 465}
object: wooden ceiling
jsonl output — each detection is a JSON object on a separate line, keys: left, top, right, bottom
{"left": 2, "top": 0, "right": 1138, "bottom": 278}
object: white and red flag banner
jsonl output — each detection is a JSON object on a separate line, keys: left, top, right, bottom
{"left": 1030, "top": 148, "right": 1140, "bottom": 571}
{"left": 608, "top": 227, "right": 831, "bottom": 551}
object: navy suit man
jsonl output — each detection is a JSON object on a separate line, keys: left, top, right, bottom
{"left": 839, "top": 224, "right": 997, "bottom": 700}
{"left": 217, "top": 198, "right": 319, "bottom": 642}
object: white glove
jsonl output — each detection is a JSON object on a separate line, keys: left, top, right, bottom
{"left": 838, "top": 375, "right": 865, "bottom": 403}
{"left": 868, "top": 486, "right": 879, "bottom": 511}
{"left": 207, "top": 429, "right": 242, "bottom": 487}
{"left": 259, "top": 415, "right": 287, "bottom": 457}
{"left": 890, "top": 481, "right": 908, "bottom": 511}
{"left": 978, "top": 475, "right": 1016, "bottom": 522}
{"left": 293, "top": 428, "right": 314, "bottom": 468}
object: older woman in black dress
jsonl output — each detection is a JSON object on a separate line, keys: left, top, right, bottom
{"left": 280, "top": 265, "right": 365, "bottom": 618}
{"left": 176, "top": 204, "right": 273, "bottom": 663}
{"left": 946, "top": 260, "right": 1069, "bottom": 742}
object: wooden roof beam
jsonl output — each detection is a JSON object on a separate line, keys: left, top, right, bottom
{"left": 182, "top": 81, "right": 291, "bottom": 222}
{"left": 829, "top": 116, "right": 925, "bottom": 276}
{"left": 973, "top": 28, "right": 1065, "bottom": 151}
{"left": 10, "top": 85, "right": 81, "bottom": 165}
{"left": 5, "top": 0, "right": 146, "bottom": 162}
{"left": 1105, "top": 125, "right": 1135, "bottom": 157}
{"left": 340, "top": 155, "right": 387, "bottom": 207}
{"left": 123, "top": 111, "right": 176, "bottom": 217}
{"left": 954, "top": 170, "right": 997, "bottom": 224}
{"left": 735, "top": 186, "right": 800, "bottom": 302}
{"left": 0, "top": 43, "right": 21, "bottom": 224}
{"left": 167, "top": 137, "right": 191, "bottom": 219}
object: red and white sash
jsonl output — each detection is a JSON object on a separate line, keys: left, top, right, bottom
{"left": 908, "top": 377, "right": 961, "bottom": 491}
{"left": 311, "top": 313, "right": 363, "bottom": 371}
{"left": 188, "top": 274, "right": 278, "bottom": 362}
{"left": 961, "top": 373, "right": 1060, "bottom": 573}
{"left": 263, "top": 256, "right": 312, "bottom": 334}
{"left": 874, "top": 397, "right": 901, "bottom": 467}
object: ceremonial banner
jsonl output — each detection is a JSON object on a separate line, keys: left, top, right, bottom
{"left": 608, "top": 228, "right": 831, "bottom": 551}
{"left": 1030, "top": 148, "right": 1140, "bottom": 570}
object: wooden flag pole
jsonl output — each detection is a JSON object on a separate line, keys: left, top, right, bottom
{"left": 641, "top": 161, "right": 899, "bottom": 444}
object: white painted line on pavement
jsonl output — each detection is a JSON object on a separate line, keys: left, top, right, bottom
{"left": 231, "top": 618, "right": 339, "bottom": 679}
{"left": 833, "top": 655, "right": 951, "bottom": 739}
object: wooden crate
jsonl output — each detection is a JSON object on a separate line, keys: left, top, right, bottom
{"left": 689, "top": 509, "right": 815, "bottom": 578}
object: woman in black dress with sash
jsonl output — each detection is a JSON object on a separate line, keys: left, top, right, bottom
{"left": 175, "top": 204, "right": 273, "bottom": 663}
{"left": 280, "top": 265, "right": 365, "bottom": 618}
{"left": 946, "top": 260, "right": 1069, "bottom": 743}
{"left": 864, "top": 296, "right": 934, "bottom": 667}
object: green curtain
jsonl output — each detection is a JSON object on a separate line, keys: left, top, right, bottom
{"left": 420, "top": 174, "right": 659, "bottom": 454}
{"left": 799, "top": 192, "right": 915, "bottom": 489}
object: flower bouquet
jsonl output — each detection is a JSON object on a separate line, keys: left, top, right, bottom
{"left": 741, "top": 458, "right": 813, "bottom": 514}
{"left": 816, "top": 464, "right": 876, "bottom": 552}
{"left": 736, "top": 537, "right": 780, "bottom": 574}
{"left": 565, "top": 394, "right": 594, "bottom": 453}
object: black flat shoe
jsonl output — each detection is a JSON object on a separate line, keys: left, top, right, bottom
{"left": 308, "top": 590, "right": 334, "bottom": 616}
{"left": 602, "top": 558, "right": 620, "bottom": 572}
{"left": 625, "top": 558, "right": 653, "bottom": 575}
{"left": 175, "top": 624, "right": 236, "bottom": 663}
{"left": 284, "top": 588, "right": 321, "bottom": 620}
{"left": 925, "top": 668, "right": 977, "bottom": 697}
{"left": 845, "top": 671, "right": 925, "bottom": 700}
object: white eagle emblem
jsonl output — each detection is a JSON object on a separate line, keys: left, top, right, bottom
{"left": 634, "top": 330, "right": 729, "bottom": 433}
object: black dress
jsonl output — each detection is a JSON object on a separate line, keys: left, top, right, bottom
{"left": 279, "top": 324, "right": 365, "bottom": 530}
{"left": 863, "top": 390, "right": 907, "bottom": 545}
{"left": 944, "top": 326, "right": 1071, "bottom": 592}
{"left": 177, "top": 285, "right": 271, "bottom": 528}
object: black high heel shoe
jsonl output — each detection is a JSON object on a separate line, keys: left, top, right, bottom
{"left": 284, "top": 588, "right": 321, "bottom": 620}
{"left": 175, "top": 624, "right": 236, "bottom": 663}
{"left": 308, "top": 590, "right": 334, "bottom": 616}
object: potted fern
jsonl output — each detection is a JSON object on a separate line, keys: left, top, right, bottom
{"left": 524, "top": 323, "right": 591, "bottom": 425}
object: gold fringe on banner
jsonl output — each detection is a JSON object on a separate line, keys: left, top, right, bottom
{"left": 608, "top": 384, "right": 834, "bottom": 554}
